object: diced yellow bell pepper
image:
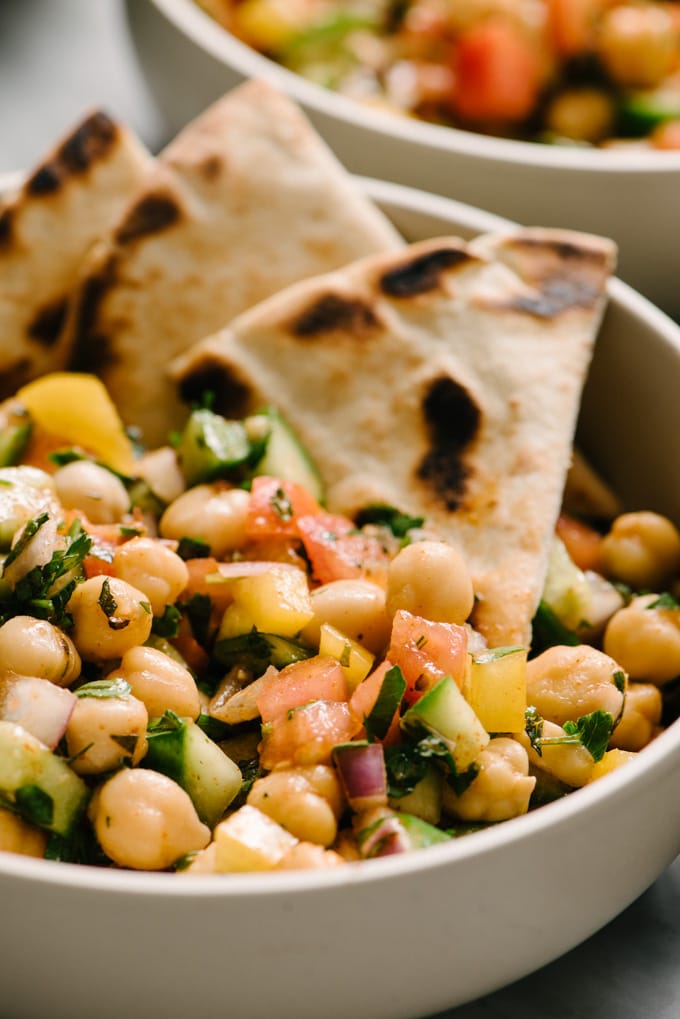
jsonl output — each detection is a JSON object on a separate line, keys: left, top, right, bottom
{"left": 319, "top": 622, "right": 374, "bottom": 690}
{"left": 16, "top": 372, "right": 135, "bottom": 475}
{"left": 465, "top": 646, "right": 527, "bottom": 734}
{"left": 218, "top": 564, "right": 314, "bottom": 639}
{"left": 214, "top": 805, "right": 298, "bottom": 872}
{"left": 589, "top": 748, "right": 637, "bottom": 782}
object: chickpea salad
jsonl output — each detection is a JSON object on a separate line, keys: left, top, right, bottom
{"left": 0, "top": 371, "right": 677, "bottom": 874}
{"left": 199, "top": 0, "right": 680, "bottom": 149}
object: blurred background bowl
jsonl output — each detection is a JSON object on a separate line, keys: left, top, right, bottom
{"left": 125, "top": 0, "right": 680, "bottom": 320}
{"left": 2, "top": 171, "right": 680, "bottom": 1019}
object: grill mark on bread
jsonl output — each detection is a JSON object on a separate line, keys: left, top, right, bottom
{"left": 417, "top": 375, "right": 481, "bottom": 510}
{"left": 290, "top": 293, "right": 381, "bottom": 338}
{"left": 179, "top": 359, "right": 254, "bottom": 420}
{"left": 28, "top": 297, "right": 68, "bottom": 347}
{"left": 25, "top": 111, "right": 119, "bottom": 196}
{"left": 380, "top": 247, "right": 474, "bottom": 297}
{"left": 0, "top": 207, "right": 13, "bottom": 249}
{"left": 115, "top": 192, "right": 182, "bottom": 244}
{"left": 68, "top": 254, "right": 120, "bottom": 373}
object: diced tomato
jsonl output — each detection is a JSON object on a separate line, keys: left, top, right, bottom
{"left": 245, "top": 476, "right": 321, "bottom": 540}
{"left": 452, "top": 17, "right": 543, "bottom": 123}
{"left": 256, "top": 655, "right": 350, "bottom": 723}
{"left": 652, "top": 120, "right": 680, "bottom": 151}
{"left": 349, "top": 660, "right": 403, "bottom": 745}
{"left": 556, "top": 513, "right": 604, "bottom": 572}
{"left": 259, "top": 700, "right": 360, "bottom": 769}
{"left": 297, "top": 512, "right": 390, "bottom": 585}
{"left": 388, "top": 609, "right": 468, "bottom": 704}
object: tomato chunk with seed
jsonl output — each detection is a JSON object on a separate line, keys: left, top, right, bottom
{"left": 297, "top": 512, "right": 390, "bottom": 584}
{"left": 259, "top": 700, "right": 360, "bottom": 769}
{"left": 453, "top": 17, "right": 543, "bottom": 123}
{"left": 388, "top": 609, "right": 468, "bottom": 704}
{"left": 245, "top": 476, "right": 321, "bottom": 540}
{"left": 257, "top": 656, "right": 349, "bottom": 723}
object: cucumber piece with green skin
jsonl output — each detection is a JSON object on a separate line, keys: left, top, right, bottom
{"left": 401, "top": 676, "right": 489, "bottom": 773}
{"left": 618, "top": 87, "right": 680, "bottom": 136}
{"left": 177, "top": 409, "right": 253, "bottom": 487}
{"left": 0, "top": 720, "right": 89, "bottom": 836}
{"left": 0, "top": 422, "right": 32, "bottom": 467}
{"left": 248, "top": 408, "right": 324, "bottom": 502}
{"left": 145, "top": 714, "right": 242, "bottom": 827}
{"left": 395, "top": 811, "right": 451, "bottom": 849}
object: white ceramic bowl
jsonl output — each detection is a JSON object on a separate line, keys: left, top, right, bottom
{"left": 125, "top": 0, "right": 680, "bottom": 321}
{"left": 1, "top": 172, "right": 680, "bottom": 1019}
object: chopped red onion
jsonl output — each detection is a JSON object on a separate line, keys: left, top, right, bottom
{"left": 333, "top": 742, "right": 387, "bottom": 811}
{"left": 357, "top": 811, "right": 411, "bottom": 858}
{"left": 0, "top": 674, "right": 77, "bottom": 749}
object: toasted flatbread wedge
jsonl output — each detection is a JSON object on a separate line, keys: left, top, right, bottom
{"left": 61, "top": 79, "right": 403, "bottom": 447}
{"left": 172, "top": 228, "right": 616, "bottom": 649}
{"left": 0, "top": 111, "right": 154, "bottom": 399}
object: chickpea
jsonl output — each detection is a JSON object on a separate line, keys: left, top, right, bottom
{"left": 600, "top": 511, "right": 680, "bottom": 590}
{"left": 604, "top": 593, "right": 680, "bottom": 685}
{"left": 442, "top": 738, "right": 535, "bottom": 822}
{"left": 0, "top": 805, "right": 48, "bottom": 858}
{"left": 247, "top": 769, "right": 339, "bottom": 846}
{"left": 596, "top": 4, "right": 676, "bottom": 89}
{"left": 65, "top": 692, "right": 148, "bottom": 775}
{"left": 526, "top": 644, "right": 626, "bottom": 727}
{"left": 609, "top": 682, "right": 662, "bottom": 752}
{"left": 385, "top": 539, "right": 474, "bottom": 624}
{"left": 299, "top": 579, "right": 391, "bottom": 654}
{"left": 545, "top": 88, "right": 614, "bottom": 144}
{"left": 89, "top": 768, "right": 210, "bottom": 870}
{"left": 67, "top": 576, "right": 153, "bottom": 662}
{"left": 53, "top": 461, "right": 130, "bottom": 524}
{"left": 517, "top": 721, "right": 595, "bottom": 787}
{"left": 0, "top": 616, "right": 80, "bottom": 686}
{"left": 113, "top": 644, "right": 201, "bottom": 720}
{"left": 113, "top": 537, "right": 189, "bottom": 617}
{"left": 159, "top": 483, "right": 250, "bottom": 558}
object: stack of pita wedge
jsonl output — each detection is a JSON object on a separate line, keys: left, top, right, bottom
{"left": 0, "top": 78, "right": 618, "bottom": 651}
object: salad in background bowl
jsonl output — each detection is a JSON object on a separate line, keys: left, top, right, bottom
{"left": 125, "top": 0, "right": 680, "bottom": 320}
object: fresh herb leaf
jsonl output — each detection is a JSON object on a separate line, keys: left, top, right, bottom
{"left": 110, "top": 734, "right": 140, "bottom": 756}
{"left": 447, "top": 761, "right": 480, "bottom": 797}
{"left": 354, "top": 504, "right": 425, "bottom": 538}
{"left": 384, "top": 743, "right": 430, "bottom": 798}
{"left": 45, "top": 822, "right": 108, "bottom": 866}
{"left": 75, "top": 677, "right": 132, "bottom": 700}
{"left": 14, "top": 784, "right": 54, "bottom": 828}
{"left": 525, "top": 706, "right": 545, "bottom": 756}
{"left": 212, "top": 631, "right": 314, "bottom": 677}
{"left": 98, "top": 578, "right": 130, "bottom": 630}
{"left": 177, "top": 536, "right": 211, "bottom": 560}
{"left": 648, "top": 592, "right": 680, "bottom": 610}
{"left": 178, "top": 592, "right": 214, "bottom": 649}
{"left": 2, "top": 511, "right": 49, "bottom": 572}
{"left": 562, "top": 710, "right": 614, "bottom": 763}
{"left": 530, "top": 600, "right": 580, "bottom": 656}
{"left": 613, "top": 669, "right": 626, "bottom": 694}
{"left": 364, "top": 665, "right": 406, "bottom": 742}
{"left": 147, "top": 710, "right": 185, "bottom": 737}
{"left": 151, "top": 604, "right": 182, "bottom": 639}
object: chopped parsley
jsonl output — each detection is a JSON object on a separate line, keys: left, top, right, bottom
{"left": 525, "top": 705, "right": 614, "bottom": 763}
{"left": 151, "top": 603, "right": 182, "bottom": 639}
{"left": 647, "top": 591, "right": 680, "bottom": 611}
{"left": 177, "top": 536, "right": 211, "bottom": 560}
{"left": 364, "top": 665, "right": 406, "bottom": 742}
{"left": 75, "top": 677, "right": 132, "bottom": 700}
{"left": 97, "top": 578, "right": 130, "bottom": 630}
{"left": 354, "top": 504, "right": 425, "bottom": 538}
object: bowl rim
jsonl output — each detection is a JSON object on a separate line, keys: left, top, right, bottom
{"left": 144, "top": 0, "right": 680, "bottom": 175}
{"left": 3, "top": 166, "right": 680, "bottom": 898}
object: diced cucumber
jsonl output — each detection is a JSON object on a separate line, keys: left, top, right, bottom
{"left": 177, "top": 409, "right": 253, "bottom": 487}
{"left": 248, "top": 407, "right": 324, "bottom": 502}
{"left": 0, "top": 720, "right": 89, "bottom": 836}
{"left": 0, "top": 422, "right": 32, "bottom": 467}
{"left": 395, "top": 811, "right": 451, "bottom": 849}
{"left": 618, "top": 86, "right": 680, "bottom": 137}
{"left": 144, "top": 714, "right": 242, "bottom": 827}
{"left": 401, "top": 676, "right": 489, "bottom": 773}
{"left": 212, "top": 631, "right": 315, "bottom": 677}
{"left": 541, "top": 536, "right": 592, "bottom": 632}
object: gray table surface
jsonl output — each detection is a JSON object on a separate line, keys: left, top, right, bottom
{"left": 2, "top": 3, "right": 680, "bottom": 1017}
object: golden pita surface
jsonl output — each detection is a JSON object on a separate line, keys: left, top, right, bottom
{"left": 0, "top": 111, "right": 154, "bottom": 399}
{"left": 61, "top": 80, "right": 403, "bottom": 447}
{"left": 172, "top": 228, "right": 616, "bottom": 650}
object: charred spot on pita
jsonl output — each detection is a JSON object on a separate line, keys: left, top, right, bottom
{"left": 0, "top": 207, "right": 13, "bottom": 248}
{"left": 26, "top": 112, "right": 118, "bottom": 195}
{"left": 115, "top": 192, "right": 181, "bottom": 244}
{"left": 179, "top": 360, "right": 254, "bottom": 420}
{"left": 290, "top": 293, "right": 380, "bottom": 338}
{"left": 380, "top": 247, "right": 473, "bottom": 298}
{"left": 417, "top": 375, "right": 480, "bottom": 511}
{"left": 28, "top": 297, "right": 68, "bottom": 348}
{"left": 68, "top": 255, "right": 119, "bottom": 373}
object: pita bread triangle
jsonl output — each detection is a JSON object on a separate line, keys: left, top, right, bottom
{"left": 172, "top": 227, "right": 617, "bottom": 650}
{"left": 0, "top": 109, "right": 154, "bottom": 399}
{"left": 59, "top": 79, "right": 403, "bottom": 447}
